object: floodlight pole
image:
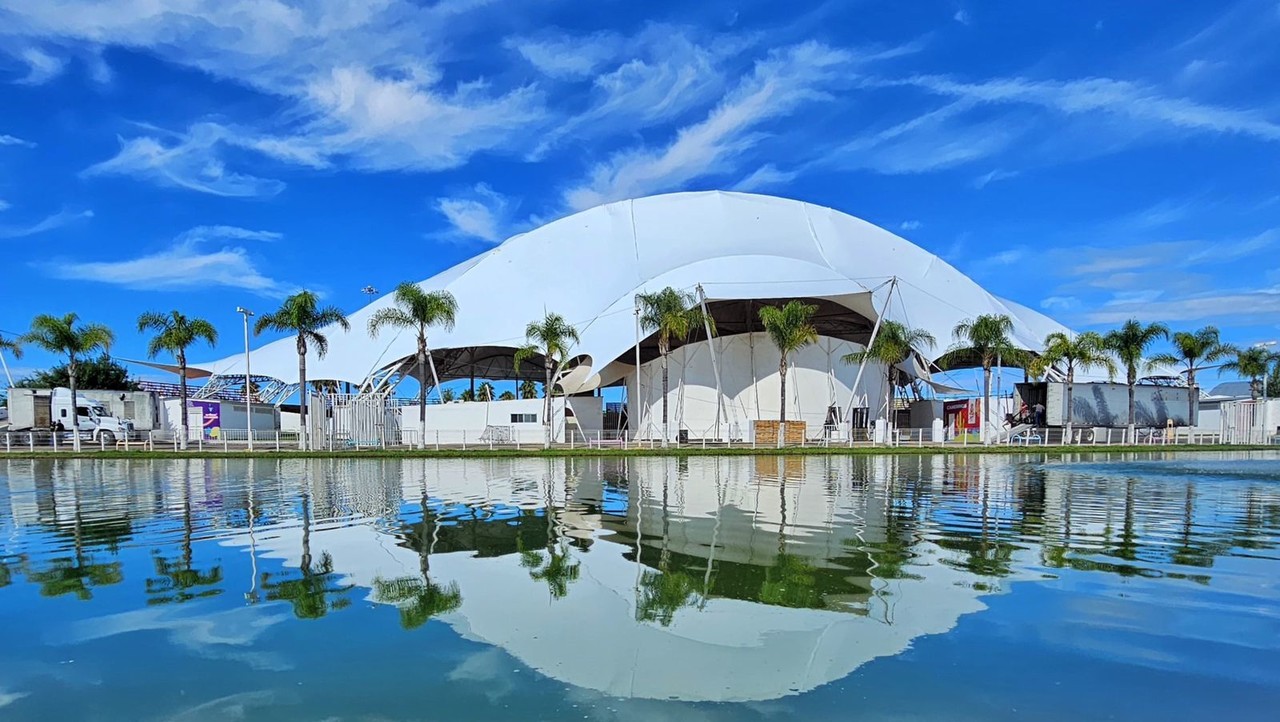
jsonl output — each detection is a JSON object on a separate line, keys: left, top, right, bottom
{"left": 237, "top": 307, "right": 254, "bottom": 451}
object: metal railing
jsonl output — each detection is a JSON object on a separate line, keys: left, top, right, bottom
{"left": 0, "top": 425, "right": 1253, "bottom": 453}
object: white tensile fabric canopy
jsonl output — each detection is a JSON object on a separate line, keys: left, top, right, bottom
{"left": 191, "top": 191, "right": 1069, "bottom": 385}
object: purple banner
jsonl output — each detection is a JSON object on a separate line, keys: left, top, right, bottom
{"left": 189, "top": 400, "right": 221, "bottom": 439}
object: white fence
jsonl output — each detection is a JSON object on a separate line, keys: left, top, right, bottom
{"left": 0, "top": 423, "right": 1252, "bottom": 453}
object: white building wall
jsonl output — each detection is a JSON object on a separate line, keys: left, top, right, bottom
{"left": 626, "top": 333, "right": 890, "bottom": 441}
{"left": 398, "top": 396, "right": 602, "bottom": 444}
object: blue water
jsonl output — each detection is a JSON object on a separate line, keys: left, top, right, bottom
{"left": 0, "top": 453, "right": 1277, "bottom": 721}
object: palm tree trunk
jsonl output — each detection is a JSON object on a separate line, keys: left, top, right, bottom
{"left": 777, "top": 355, "right": 787, "bottom": 448}
{"left": 178, "top": 352, "right": 189, "bottom": 450}
{"left": 1186, "top": 368, "right": 1196, "bottom": 427}
{"left": 544, "top": 361, "right": 553, "bottom": 449}
{"left": 1065, "top": 367, "right": 1074, "bottom": 442}
{"left": 417, "top": 335, "right": 428, "bottom": 450}
{"left": 982, "top": 363, "right": 991, "bottom": 445}
{"left": 297, "top": 336, "right": 308, "bottom": 452}
{"left": 661, "top": 351, "right": 669, "bottom": 448}
{"left": 1127, "top": 368, "right": 1136, "bottom": 443}
{"left": 68, "top": 356, "right": 81, "bottom": 452}
{"left": 885, "top": 368, "right": 894, "bottom": 433}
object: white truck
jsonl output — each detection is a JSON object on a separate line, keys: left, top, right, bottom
{"left": 6, "top": 388, "right": 136, "bottom": 443}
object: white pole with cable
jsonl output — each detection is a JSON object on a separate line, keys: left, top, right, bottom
{"left": 237, "top": 307, "right": 255, "bottom": 452}
{"left": 845, "top": 277, "right": 897, "bottom": 430}
{"left": 696, "top": 284, "right": 726, "bottom": 442}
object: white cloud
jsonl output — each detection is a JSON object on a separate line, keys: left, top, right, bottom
{"left": 6, "top": 1, "right": 547, "bottom": 178}
{"left": 903, "top": 74, "right": 1280, "bottom": 142}
{"left": 563, "top": 42, "right": 851, "bottom": 210}
{"left": 972, "top": 168, "right": 1018, "bottom": 189}
{"left": 43, "top": 225, "right": 291, "bottom": 296}
{"left": 435, "top": 184, "right": 510, "bottom": 243}
{"left": 832, "top": 101, "right": 1020, "bottom": 174}
{"left": 1040, "top": 295, "right": 1079, "bottom": 311}
{"left": 0, "top": 208, "right": 93, "bottom": 238}
{"left": 0, "top": 200, "right": 9, "bottom": 212}
{"left": 732, "top": 164, "right": 798, "bottom": 192}
{"left": 526, "top": 27, "right": 751, "bottom": 159}
{"left": 1084, "top": 289, "right": 1280, "bottom": 324}
{"left": 954, "top": 9, "right": 972, "bottom": 25}
{"left": 0, "top": 134, "right": 35, "bottom": 148}
{"left": 899, "top": 220, "right": 922, "bottom": 231}
{"left": 83, "top": 124, "right": 285, "bottom": 198}
{"left": 16, "top": 47, "right": 66, "bottom": 84}
{"left": 507, "top": 32, "right": 623, "bottom": 78}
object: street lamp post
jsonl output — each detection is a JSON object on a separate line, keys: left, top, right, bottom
{"left": 237, "top": 307, "right": 255, "bottom": 451}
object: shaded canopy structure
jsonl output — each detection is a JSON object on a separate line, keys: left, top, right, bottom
{"left": 181, "top": 191, "right": 1069, "bottom": 398}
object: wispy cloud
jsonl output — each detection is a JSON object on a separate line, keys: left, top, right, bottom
{"left": 563, "top": 42, "right": 851, "bottom": 210}
{"left": 0, "top": 134, "right": 35, "bottom": 148}
{"left": 434, "top": 184, "right": 511, "bottom": 244}
{"left": 0, "top": 208, "right": 93, "bottom": 238}
{"left": 972, "top": 168, "right": 1018, "bottom": 189}
{"left": 831, "top": 100, "right": 1020, "bottom": 174}
{"left": 83, "top": 124, "right": 285, "bottom": 198}
{"left": 0, "top": 200, "right": 9, "bottom": 212}
{"left": 954, "top": 9, "right": 972, "bottom": 26}
{"left": 1084, "top": 289, "right": 1280, "bottom": 324}
{"left": 506, "top": 31, "right": 624, "bottom": 79}
{"left": 43, "top": 225, "right": 291, "bottom": 295}
{"left": 16, "top": 47, "right": 66, "bottom": 84}
{"left": 732, "top": 164, "right": 798, "bottom": 192}
{"left": 902, "top": 74, "right": 1280, "bottom": 142}
{"left": 900, "top": 220, "right": 922, "bottom": 231}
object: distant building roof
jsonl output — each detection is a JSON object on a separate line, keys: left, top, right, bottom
{"left": 1205, "top": 381, "right": 1254, "bottom": 399}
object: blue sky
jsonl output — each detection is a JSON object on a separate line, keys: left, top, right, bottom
{"left": 1, "top": 0, "right": 1278, "bottom": 384}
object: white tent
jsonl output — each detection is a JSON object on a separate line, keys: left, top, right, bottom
{"left": 189, "top": 191, "right": 1068, "bottom": 390}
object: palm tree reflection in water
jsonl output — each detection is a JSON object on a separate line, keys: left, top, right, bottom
{"left": 372, "top": 485, "right": 462, "bottom": 630}
{"left": 261, "top": 490, "right": 354, "bottom": 620}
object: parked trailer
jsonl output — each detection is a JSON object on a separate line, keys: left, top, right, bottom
{"left": 1015, "top": 381, "right": 1195, "bottom": 428}
{"left": 5, "top": 388, "right": 136, "bottom": 442}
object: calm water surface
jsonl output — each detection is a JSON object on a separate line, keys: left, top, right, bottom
{"left": 1, "top": 453, "right": 1278, "bottom": 721}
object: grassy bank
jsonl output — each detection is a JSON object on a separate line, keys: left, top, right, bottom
{"left": 0, "top": 444, "right": 1274, "bottom": 461}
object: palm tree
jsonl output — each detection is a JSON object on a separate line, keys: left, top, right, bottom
{"left": 636, "top": 287, "right": 715, "bottom": 447}
{"left": 1220, "top": 346, "right": 1276, "bottom": 400}
{"left": 0, "top": 334, "right": 21, "bottom": 384}
{"left": 367, "top": 283, "right": 459, "bottom": 449}
{"left": 476, "top": 381, "right": 496, "bottom": 402}
{"left": 137, "top": 311, "right": 218, "bottom": 449}
{"left": 519, "top": 378, "right": 539, "bottom": 400}
{"left": 514, "top": 313, "right": 580, "bottom": 448}
{"left": 440, "top": 387, "right": 457, "bottom": 403}
{"left": 947, "top": 314, "right": 1025, "bottom": 444}
{"left": 1103, "top": 319, "right": 1170, "bottom": 441}
{"left": 1034, "top": 331, "right": 1115, "bottom": 440}
{"left": 842, "top": 321, "right": 936, "bottom": 429}
{"left": 254, "top": 291, "right": 350, "bottom": 451}
{"left": 758, "top": 301, "right": 819, "bottom": 429}
{"left": 24, "top": 479, "right": 123, "bottom": 599}
{"left": 1149, "top": 326, "right": 1236, "bottom": 425}
{"left": 22, "top": 314, "right": 114, "bottom": 451}
{"left": 499, "top": 390, "right": 516, "bottom": 401}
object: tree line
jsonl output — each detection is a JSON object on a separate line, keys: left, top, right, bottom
{"left": 1, "top": 285, "right": 1275, "bottom": 449}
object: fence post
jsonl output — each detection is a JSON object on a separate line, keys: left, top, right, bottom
{"left": 435, "top": 430, "right": 440, "bottom": 451}
{"left": 275, "top": 431, "right": 280, "bottom": 452}
{"left": 223, "top": 433, "right": 228, "bottom": 453}
{"left": 462, "top": 430, "right": 467, "bottom": 450}
{"left": 53, "top": 432, "right": 59, "bottom": 453}
{"left": 29, "top": 433, "right": 34, "bottom": 452}
{"left": 4, "top": 434, "right": 9, "bottom": 453}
